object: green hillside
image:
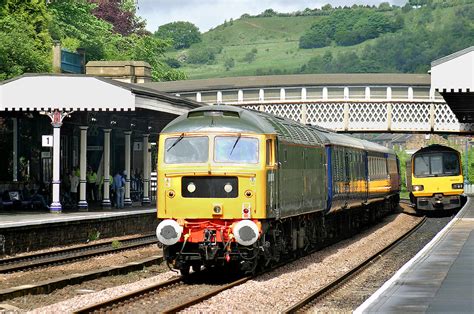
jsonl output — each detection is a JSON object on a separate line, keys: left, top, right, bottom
{"left": 164, "top": 1, "right": 474, "bottom": 80}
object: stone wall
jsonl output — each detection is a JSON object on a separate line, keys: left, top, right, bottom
{"left": 0, "top": 213, "right": 157, "bottom": 256}
{"left": 86, "top": 61, "right": 152, "bottom": 83}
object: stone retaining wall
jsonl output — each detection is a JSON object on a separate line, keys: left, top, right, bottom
{"left": 0, "top": 213, "right": 157, "bottom": 255}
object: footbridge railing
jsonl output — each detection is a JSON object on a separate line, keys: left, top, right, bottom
{"left": 234, "top": 100, "right": 474, "bottom": 133}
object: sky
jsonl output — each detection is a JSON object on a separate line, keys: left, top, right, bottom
{"left": 136, "top": 0, "right": 408, "bottom": 33}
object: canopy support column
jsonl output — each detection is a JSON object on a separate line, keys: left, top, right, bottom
{"left": 78, "top": 126, "right": 88, "bottom": 211}
{"left": 102, "top": 129, "right": 112, "bottom": 208}
{"left": 12, "top": 118, "right": 18, "bottom": 182}
{"left": 45, "top": 110, "right": 72, "bottom": 213}
{"left": 124, "top": 131, "right": 132, "bottom": 207}
{"left": 142, "top": 133, "right": 150, "bottom": 205}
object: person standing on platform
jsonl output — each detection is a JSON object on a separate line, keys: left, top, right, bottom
{"left": 112, "top": 170, "right": 125, "bottom": 209}
{"left": 87, "top": 167, "right": 98, "bottom": 202}
{"left": 70, "top": 170, "right": 79, "bottom": 205}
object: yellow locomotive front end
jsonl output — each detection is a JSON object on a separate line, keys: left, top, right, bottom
{"left": 410, "top": 145, "right": 464, "bottom": 211}
{"left": 155, "top": 107, "right": 275, "bottom": 274}
{"left": 158, "top": 132, "right": 267, "bottom": 221}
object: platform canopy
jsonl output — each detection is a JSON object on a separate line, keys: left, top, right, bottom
{"left": 431, "top": 46, "right": 474, "bottom": 122}
{"left": 0, "top": 73, "right": 202, "bottom": 115}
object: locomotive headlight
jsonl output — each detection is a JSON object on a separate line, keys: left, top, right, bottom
{"left": 452, "top": 183, "right": 464, "bottom": 189}
{"left": 156, "top": 219, "right": 183, "bottom": 246}
{"left": 224, "top": 183, "right": 233, "bottom": 193}
{"left": 233, "top": 220, "right": 260, "bottom": 246}
{"left": 187, "top": 182, "right": 196, "bottom": 193}
{"left": 413, "top": 185, "right": 424, "bottom": 191}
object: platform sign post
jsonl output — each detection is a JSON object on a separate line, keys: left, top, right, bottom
{"left": 41, "top": 109, "right": 74, "bottom": 213}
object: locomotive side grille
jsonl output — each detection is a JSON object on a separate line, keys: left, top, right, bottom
{"left": 182, "top": 176, "right": 238, "bottom": 198}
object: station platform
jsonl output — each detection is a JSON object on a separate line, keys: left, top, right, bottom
{"left": 0, "top": 206, "right": 158, "bottom": 255}
{"left": 0, "top": 206, "right": 156, "bottom": 229}
{"left": 356, "top": 198, "right": 474, "bottom": 313}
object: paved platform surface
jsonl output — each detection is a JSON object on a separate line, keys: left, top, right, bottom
{"left": 0, "top": 206, "right": 156, "bottom": 229}
{"left": 356, "top": 198, "right": 474, "bottom": 313}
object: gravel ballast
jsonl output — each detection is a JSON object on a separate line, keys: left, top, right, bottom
{"left": 186, "top": 212, "right": 422, "bottom": 312}
{"left": 309, "top": 214, "right": 452, "bottom": 312}
{"left": 24, "top": 211, "right": 421, "bottom": 313}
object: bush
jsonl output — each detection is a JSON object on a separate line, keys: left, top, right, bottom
{"left": 111, "top": 240, "right": 122, "bottom": 249}
{"left": 165, "top": 58, "right": 181, "bottom": 68}
{"left": 187, "top": 47, "right": 215, "bottom": 64}
{"left": 87, "top": 230, "right": 101, "bottom": 242}
{"left": 299, "top": 8, "right": 402, "bottom": 49}
{"left": 224, "top": 57, "right": 235, "bottom": 70}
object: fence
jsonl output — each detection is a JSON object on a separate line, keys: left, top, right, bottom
{"left": 463, "top": 184, "right": 474, "bottom": 195}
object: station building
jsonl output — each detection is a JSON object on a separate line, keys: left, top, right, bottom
{"left": 0, "top": 62, "right": 202, "bottom": 213}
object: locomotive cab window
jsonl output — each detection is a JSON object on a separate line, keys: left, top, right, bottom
{"left": 214, "top": 136, "right": 259, "bottom": 163}
{"left": 164, "top": 136, "right": 208, "bottom": 164}
{"left": 266, "top": 139, "right": 274, "bottom": 166}
{"left": 414, "top": 152, "right": 460, "bottom": 177}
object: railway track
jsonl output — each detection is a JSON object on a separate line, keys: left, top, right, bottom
{"left": 75, "top": 272, "right": 251, "bottom": 313}
{"left": 0, "top": 235, "right": 157, "bottom": 273}
{"left": 283, "top": 215, "right": 427, "bottom": 313}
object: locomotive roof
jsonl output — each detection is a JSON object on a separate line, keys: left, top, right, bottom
{"left": 162, "top": 105, "right": 395, "bottom": 154}
{"left": 413, "top": 144, "right": 459, "bottom": 155}
{"left": 161, "top": 105, "right": 276, "bottom": 134}
{"left": 360, "top": 139, "right": 395, "bottom": 154}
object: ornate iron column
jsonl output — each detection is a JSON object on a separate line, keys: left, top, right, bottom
{"left": 44, "top": 110, "right": 73, "bottom": 213}
{"left": 102, "top": 129, "right": 112, "bottom": 208}
{"left": 124, "top": 131, "right": 132, "bottom": 207}
{"left": 142, "top": 133, "right": 150, "bottom": 205}
{"left": 78, "top": 126, "right": 88, "bottom": 210}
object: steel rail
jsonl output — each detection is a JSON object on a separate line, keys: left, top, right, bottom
{"left": 284, "top": 216, "right": 427, "bottom": 313}
{"left": 74, "top": 276, "right": 184, "bottom": 314}
{"left": 0, "top": 235, "right": 157, "bottom": 273}
{"left": 163, "top": 276, "right": 252, "bottom": 313}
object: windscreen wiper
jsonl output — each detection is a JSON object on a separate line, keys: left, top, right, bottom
{"left": 229, "top": 133, "right": 241, "bottom": 156}
{"left": 167, "top": 133, "right": 185, "bottom": 152}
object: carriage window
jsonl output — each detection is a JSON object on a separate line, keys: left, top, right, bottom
{"left": 165, "top": 136, "right": 208, "bottom": 163}
{"left": 214, "top": 136, "right": 259, "bottom": 163}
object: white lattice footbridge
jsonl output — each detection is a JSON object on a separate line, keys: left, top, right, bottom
{"left": 239, "top": 101, "right": 474, "bottom": 133}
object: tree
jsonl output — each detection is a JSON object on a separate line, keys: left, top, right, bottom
{"left": 0, "top": 15, "right": 52, "bottom": 80}
{"left": 108, "top": 34, "right": 186, "bottom": 81}
{"left": 224, "top": 57, "right": 235, "bottom": 71}
{"left": 321, "top": 4, "right": 333, "bottom": 11}
{"left": 242, "top": 51, "right": 256, "bottom": 63}
{"left": 260, "top": 9, "right": 278, "bottom": 17}
{"left": 0, "top": 0, "right": 52, "bottom": 80}
{"left": 48, "top": 0, "right": 114, "bottom": 61}
{"left": 89, "top": 0, "right": 147, "bottom": 36}
{"left": 154, "top": 21, "right": 201, "bottom": 49}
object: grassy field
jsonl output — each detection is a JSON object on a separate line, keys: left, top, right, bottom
{"left": 167, "top": 15, "right": 375, "bottom": 79}
{"left": 164, "top": 4, "right": 468, "bottom": 80}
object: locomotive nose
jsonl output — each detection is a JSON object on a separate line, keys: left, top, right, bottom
{"left": 233, "top": 220, "right": 260, "bottom": 246}
{"left": 156, "top": 219, "right": 183, "bottom": 245}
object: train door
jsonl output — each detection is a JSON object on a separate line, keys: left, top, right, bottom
{"left": 406, "top": 158, "right": 412, "bottom": 192}
{"left": 364, "top": 152, "right": 369, "bottom": 202}
{"left": 344, "top": 149, "right": 350, "bottom": 207}
{"left": 266, "top": 138, "right": 278, "bottom": 218}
